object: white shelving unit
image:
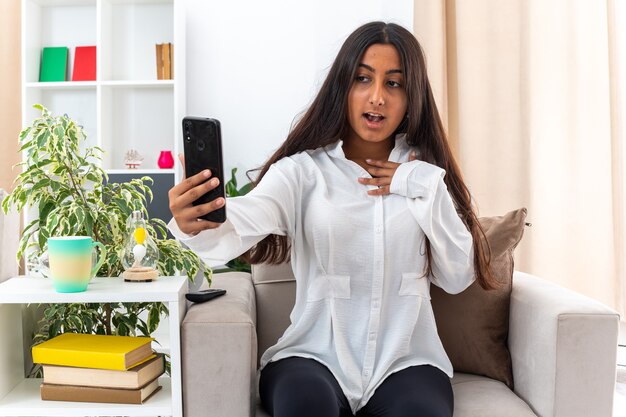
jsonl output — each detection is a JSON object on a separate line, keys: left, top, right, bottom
{"left": 0, "top": 275, "right": 188, "bottom": 417}
{"left": 20, "top": 0, "right": 185, "bottom": 262}
{"left": 21, "top": 0, "right": 186, "bottom": 174}
{"left": 13, "top": 3, "right": 189, "bottom": 415}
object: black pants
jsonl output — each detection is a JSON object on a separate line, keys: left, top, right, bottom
{"left": 259, "top": 357, "right": 454, "bottom": 417}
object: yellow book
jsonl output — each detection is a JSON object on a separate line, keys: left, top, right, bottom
{"left": 32, "top": 333, "right": 154, "bottom": 371}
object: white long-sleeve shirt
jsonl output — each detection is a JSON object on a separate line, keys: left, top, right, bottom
{"left": 168, "top": 135, "right": 475, "bottom": 413}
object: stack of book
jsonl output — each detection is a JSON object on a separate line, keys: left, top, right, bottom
{"left": 155, "top": 43, "right": 174, "bottom": 80}
{"left": 32, "top": 333, "right": 164, "bottom": 404}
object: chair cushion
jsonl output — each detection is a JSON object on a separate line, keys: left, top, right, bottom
{"left": 254, "top": 278, "right": 296, "bottom": 364}
{"left": 254, "top": 373, "right": 536, "bottom": 417}
{"left": 451, "top": 373, "right": 537, "bottom": 417}
{"left": 430, "top": 208, "right": 528, "bottom": 389}
{"left": 251, "top": 263, "right": 296, "bottom": 365}
{"left": 252, "top": 262, "right": 294, "bottom": 284}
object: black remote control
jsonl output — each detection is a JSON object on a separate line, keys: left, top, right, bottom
{"left": 185, "top": 288, "right": 226, "bottom": 303}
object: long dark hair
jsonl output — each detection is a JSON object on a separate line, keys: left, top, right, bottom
{"left": 244, "top": 21, "right": 496, "bottom": 290}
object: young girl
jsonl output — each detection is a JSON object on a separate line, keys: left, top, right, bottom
{"left": 169, "top": 21, "right": 494, "bottom": 417}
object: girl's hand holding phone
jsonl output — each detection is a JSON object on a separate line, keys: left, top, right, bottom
{"left": 168, "top": 154, "right": 225, "bottom": 235}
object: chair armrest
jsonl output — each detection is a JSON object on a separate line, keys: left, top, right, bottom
{"left": 509, "top": 271, "right": 620, "bottom": 417}
{"left": 182, "top": 271, "right": 257, "bottom": 417}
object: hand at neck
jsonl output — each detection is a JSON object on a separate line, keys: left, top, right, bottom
{"left": 342, "top": 135, "right": 395, "bottom": 171}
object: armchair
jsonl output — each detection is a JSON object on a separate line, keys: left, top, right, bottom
{"left": 181, "top": 264, "right": 619, "bottom": 417}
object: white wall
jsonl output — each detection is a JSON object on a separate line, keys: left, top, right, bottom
{"left": 183, "top": 0, "right": 413, "bottom": 183}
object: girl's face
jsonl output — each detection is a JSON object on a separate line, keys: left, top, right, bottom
{"left": 345, "top": 43, "right": 408, "bottom": 146}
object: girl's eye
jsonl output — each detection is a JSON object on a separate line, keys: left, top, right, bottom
{"left": 356, "top": 75, "right": 370, "bottom": 83}
{"left": 387, "top": 80, "right": 402, "bottom": 88}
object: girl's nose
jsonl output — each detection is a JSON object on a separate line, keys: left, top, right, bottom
{"left": 369, "top": 83, "right": 385, "bottom": 106}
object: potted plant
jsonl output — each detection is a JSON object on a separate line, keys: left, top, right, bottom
{"left": 2, "top": 105, "right": 210, "bottom": 375}
{"left": 220, "top": 167, "right": 253, "bottom": 273}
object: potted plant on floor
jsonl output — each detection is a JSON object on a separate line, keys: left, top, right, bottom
{"left": 2, "top": 105, "right": 210, "bottom": 375}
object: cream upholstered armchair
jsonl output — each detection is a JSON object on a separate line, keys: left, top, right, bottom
{"left": 181, "top": 263, "right": 619, "bottom": 417}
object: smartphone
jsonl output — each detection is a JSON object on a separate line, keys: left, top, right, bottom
{"left": 182, "top": 116, "right": 226, "bottom": 223}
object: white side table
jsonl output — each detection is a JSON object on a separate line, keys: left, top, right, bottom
{"left": 0, "top": 275, "right": 187, "bottom": 417}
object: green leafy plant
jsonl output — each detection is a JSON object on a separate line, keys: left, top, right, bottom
{"left": 216, "top": 167, "right": 253, "bottom": 273}
{"left": 224, "top": 167, "right": 254, "bottom": 198}
{"left": 1, "top": 105, "right": 210, "bottom": 376}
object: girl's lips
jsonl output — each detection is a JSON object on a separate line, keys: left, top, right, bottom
{"left": 363, "top": 114, "right": 385, "bottom": 129}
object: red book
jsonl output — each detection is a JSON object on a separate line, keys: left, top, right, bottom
{"left": 72, "top": 46, "right": 96, "bottom": 81}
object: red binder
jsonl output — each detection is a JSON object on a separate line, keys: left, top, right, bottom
{"left": 72, "top": 46, "right": 96, "bottom": 81}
